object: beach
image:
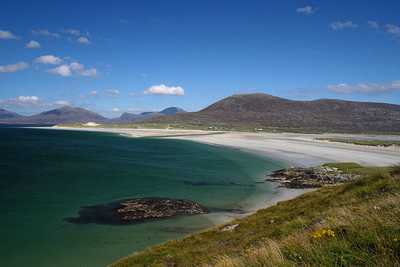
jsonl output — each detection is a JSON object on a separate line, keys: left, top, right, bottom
{"left": 52, "top": 126, "right": 400, "bottom": 167}
{"left": 48, "top": 126, "right": 400, "bottom": 215}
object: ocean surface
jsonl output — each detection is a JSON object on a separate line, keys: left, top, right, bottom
{"left": 0, "top": 127, "right": 286, "bottom": 267}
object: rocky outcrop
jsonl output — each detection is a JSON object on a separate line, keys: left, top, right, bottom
{"left": 66, "top": 197, "right": 207, "bottom": 225}
{"left": 266, "top": 166, "right": 359, "bottom": 188}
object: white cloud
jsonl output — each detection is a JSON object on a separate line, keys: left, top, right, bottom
{"left": 330, "top": 21, "right": 358, "bottom": 30}
{"left": 48, "top": 65, "right": 72, "bottom": 77}
{"left": 77, "top": 36, "right": 90, "bottom": 44}
{"left": 112, "top": 107, "right": 120, "bottom": 112}
{"left": 296, "top": 6, "right": 316, "bottom": 15}
{"left": 0, "top": 62, "right": 29, "bottom": 73}
{"left": 16, "top": 96, "right": 40, "bottom": 103}
{"left": 65, "top": 29, "right": 81, "bottom": 36}
{"left": 0, "top": 96, "right": 41, "bottom": 108}
{"left": 74, "top": 64, "right": 96, "bottom": 77}
{"left": 0, "top": 96, "right": 72, "bottom": 111}
{"left": 35, "top": 55, "right": 62, "bottom": 65}
{"left": 55, "top": 100, "right": 70, "bottom": 106}
{"left": 32, "top": 29, "right": 60, "bottom": 38}
{"left": 368, "top": 20, "right": 379, "bottom": 29}
{"left": 80, "top": 68, "right": 97, "bottom": 77}
{"left": 106, "top": 89, "right": 120, "bottom": 96}
{"left": 48, "top": 62, "right": 97, "bottom": 77}
{"left": 144, "top": 84, "right": 185, "bottom": 96}
{"left": 328, "top": 80, "right": 400, "bottom": 94}
{"left": 26, "top": 40, "right": 41, "bottom": 48}
{"left": 0, "top": 30, "right": 18, "bottom": 40}
{"left": 89, "top": 90, "right": 98, "bottom": 96}
{"left": 385, "top": 24, "right": 400, "bottom": 37}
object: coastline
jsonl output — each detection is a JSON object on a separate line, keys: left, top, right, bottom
{"left": 43, "top": 126, "right": 318, "bottom": 222}
{"left": 49, "top": 126, "right": 400, "bottom": 167}
{"left": 41, "top": 127, "right": 400, "bottom": 212}
{"left": 37, "top": 126, "right": 400, "bottom": 265}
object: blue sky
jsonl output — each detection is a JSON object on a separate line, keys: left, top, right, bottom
{"left": 0, "top": 0, "right": 399, "bottom": 117}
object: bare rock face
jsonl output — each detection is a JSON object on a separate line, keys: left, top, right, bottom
{"left": 66, "top": 197, "right": 208, "bottom": 225}
{"left": 266, "top": 166, "right": 359, "bottom": 188}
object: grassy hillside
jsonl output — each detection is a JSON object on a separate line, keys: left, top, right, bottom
{"left": 111, "top": 163, "right": 400, "bottom": 267}
{"left": 147, "top": 94, "right": 400, "bottom": 133}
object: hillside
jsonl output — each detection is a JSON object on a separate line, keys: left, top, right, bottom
{"left": 0, "top": 106, "right": 186, "bottom": 125}
{"left": 0, "top": 108, "right": 23, "bottom": 120}
{"left": 147, "top": 93, "right": 400, "bottom": 133}
{"left": 113, "top": 107, "right": 186, "bottom": 123}
{"left": 23, "top": 106, "right": 107, "bottom": 124}
{"left": 111, "top": 163, "right": 400, "bottom": 267}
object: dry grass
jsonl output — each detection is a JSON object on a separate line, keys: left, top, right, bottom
{"left": 111, "top": 164, "right": 400, "bottom": 267}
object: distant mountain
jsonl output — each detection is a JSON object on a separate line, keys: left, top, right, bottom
{"left": 9, "top": 106, "right": 108, "bottom": 124}
{"left": 0, "top": 106, "right": 186, "bottom": 125}
{"left": 113, "top": 107, "right": 186, "bottom": 123}
{"left": 146, "top": 93, "right": 400, "bottom": 133}
{"left": 28, "top": 106, "right": 107, "bottom": 124}
{"left": 160, "top": 107, "right": 186, "bottom": 115}
{"left": 0, "top": 108, "right": 23, "bottom": 120}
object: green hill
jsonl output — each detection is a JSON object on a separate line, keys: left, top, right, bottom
{"left": 111, "top": 163, "right": 400, "bottom": 266}
{"left": 146, "top": 93, "right": 400, "bottom": 133}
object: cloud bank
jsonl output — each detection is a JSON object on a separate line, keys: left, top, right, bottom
{"left": 328, "top": 81, "right": 400, "bottom": 94}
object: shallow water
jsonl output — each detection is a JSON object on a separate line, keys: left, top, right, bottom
{"left": 0, "top": 127, "right": 285, "bottom": 267}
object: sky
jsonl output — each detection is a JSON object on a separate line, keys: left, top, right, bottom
{"left": 0, "top": 0, "right": 399, "bottom": 117}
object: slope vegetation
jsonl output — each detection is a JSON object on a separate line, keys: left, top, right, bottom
{"left": 111, "top": 163, "right": 400, "bottom": 267}
{"left": 147, "top": 93, "right": 400, "bottom": 133}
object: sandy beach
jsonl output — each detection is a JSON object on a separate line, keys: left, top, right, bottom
{"left": 52, "top": 126, "right": 400, "bottom": 167}
{"left": 46, "top": 126, "right": 400, "bottom": 219}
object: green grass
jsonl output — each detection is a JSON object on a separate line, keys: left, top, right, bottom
{"left": 317, "top": 138, "right": 400, "bottom": 147}
{"left": 110, "top": 164, "right": 400, "bottom": 267}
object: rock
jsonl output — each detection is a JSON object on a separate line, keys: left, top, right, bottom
{"left": 266, "top": 166, "right": 359, "bottom": 189}
{"left": 66, "top": 197, "right": 208, "bottom": 225}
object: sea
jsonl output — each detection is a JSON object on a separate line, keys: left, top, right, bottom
{"left": 0, "top": 126, "right": 286, "bottom": 267}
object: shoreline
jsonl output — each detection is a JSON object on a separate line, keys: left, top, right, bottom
{"left": 41, "top": 126, "right": 317, "bottom": 223}
{"left": 42, "top": 126, "right": 400, "bottom": 201}
{"left": 47, "top": 126, "right": 400, "bottom": 166}
{"left": 34, "top": 126, "right": 400, "bottom": 264}
{"left": 40, "top": 127, "right": 400, "bottom": 205}
{"left": 34, "top": 126, "right": 400, "bottom": 218}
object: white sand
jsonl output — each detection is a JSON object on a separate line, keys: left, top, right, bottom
{"left": 44, "top": 127, "right": 400, "bottom": 222}
{"left": 52, "top": 127, "right": 400, "bottom": 167}
{"left": 169, "top": 131, "right": 400, "bottom": 167}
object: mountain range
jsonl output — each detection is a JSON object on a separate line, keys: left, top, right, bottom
{"left": 147, "top": 93, "right": 400, "bottom": 133}
{"left": 1, "top": 93, "right": 400, "bottom": 132}
{"left": 112, "top": 107, "right": 186, "bottom": 123}
{"left": 0, "top": 106, "right": 185, "bottom": 125}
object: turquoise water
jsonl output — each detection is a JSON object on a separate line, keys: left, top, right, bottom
{"left": 0, "top": 127, "right": 285, "bottom": 267}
